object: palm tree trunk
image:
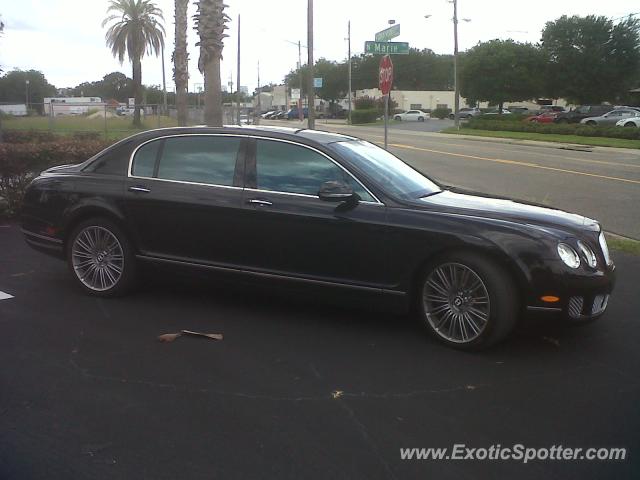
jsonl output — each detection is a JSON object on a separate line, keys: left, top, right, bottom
{"left": 174, "top": 0, "right": 189, "bottom": 126}
{"left": 133, "top": 57, "right": 142, "bottom": 127}
{"left": 204, "top": 57, "right": 222, "bottom": 126}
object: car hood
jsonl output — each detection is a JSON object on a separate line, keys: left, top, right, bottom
{"left": 417, "top": 190, "right": 599, "bottom": 235}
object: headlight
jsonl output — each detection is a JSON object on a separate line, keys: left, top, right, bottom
{"left": 557, "top": 243, "right": 580, "bottom": 268}
{"left": 577, "top": 240, "right": 597, "bottom": 268}
{"left": 599, "top": 232, "right": 612, "bottom": 266}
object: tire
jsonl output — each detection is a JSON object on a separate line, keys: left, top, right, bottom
{"left": 448, "top": 114, "right": 454, "bottom": 120}
{"left": 417, "top": 252, "right": 519, "bottom": 350}
{"left": 557, "top": 118, "right": 569, "bottom": 124}
{"left": 394, "top": 116, "right": 401, "bottom": 121}
{"left": 624, "top": 122, "right": 637, "bottom": 128}
{"left": 66, "top": 217, "right": 138, "bottom": 297}
{"left": 586, "top": 121, "right": 597, "bottom": 126}
{"left": 418, "top": 117, "right": 425, "bottom": 122}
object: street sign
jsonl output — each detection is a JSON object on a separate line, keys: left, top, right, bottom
{"left": 128, "top": 97, "right": 135, "bottom": 107}
{"left": 365, "top": 41, "right": 409, "bottom": 55}
{"left": 379, "top": 55, "right": 393, "bottom": 95}
{"left": 313, "top": 77, "right": 323, "bottom": 88}
{"left": 375, "top": 23, "right": 400, "bottom": 42}
{"left": 291, "top": 88, "right": 300, "bottom": 100}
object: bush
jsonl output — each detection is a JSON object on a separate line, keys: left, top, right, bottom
{"left": 465, "top": 118, "right": 640, "bottom": 140}
{"left": 2, "top": 130, "right": 58, "bottom": 144}
{"left": 350, "top": 109, "right": 378, "bottom": 124}
{"left": 432, "top": 107, "right": 452, "bottom": 119}
{"left": 354, "top": 96, "right": 377, "bottom": 110}
{"left": 0, "top": 135, "right": 112, "bottom": 217}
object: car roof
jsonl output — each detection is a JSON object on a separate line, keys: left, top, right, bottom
{"left": 128, "top": 125, "right": 359, "bottom": 145}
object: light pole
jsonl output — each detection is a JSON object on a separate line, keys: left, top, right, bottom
{"left": 25, "top": 80, "right": 30, "bottom": 113}
{"left": 307, "top": 0, "right": 315, "bottom": 129}
{"left": 161, "top": 42, "right": 167, "bottom": 115}
{"left": 452, "top": 0, "right": 460, "bottom": 129}
{"left": 347, "top": 20, "right": 352, "bottom": 124}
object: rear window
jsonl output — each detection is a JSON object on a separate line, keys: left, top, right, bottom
{"left": 84, "top": 140, "right": 132, "bottom": 175}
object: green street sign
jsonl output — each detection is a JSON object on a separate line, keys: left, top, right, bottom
{"left": 375, "top": 24, "right": 400, "bottom": 42}
{"left": 365, "top": 41, "right": 409, "bottom": 55}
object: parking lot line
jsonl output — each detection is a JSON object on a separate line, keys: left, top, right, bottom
{"left": 0, "top": 291, "right": 15, "bottom": 300}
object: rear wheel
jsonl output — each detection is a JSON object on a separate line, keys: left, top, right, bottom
{"left": 624, "top": 122, "right": 637, "bottom": 128}
{"left": 394, "top": 115, "right": 401, "bottom": 121}
{"left": 418, "top": 253, "right": 519, "bottom": 350}
{"left": 586, "top": 120, "right": 597, "bottom": 126}
{"left": 418, "top": 116, "right": 425, "bottom": 122}
{"left": 66, "top": 218, "right": 138, "bottom": 297}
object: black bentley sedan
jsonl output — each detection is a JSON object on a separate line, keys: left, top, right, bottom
{"left": 21, "top": 126, "right": 615, "bottom": 349}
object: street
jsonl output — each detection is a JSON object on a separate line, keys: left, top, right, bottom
{"left": 271, "top": 120, "right": 640, "bottom": 239}
{"left": 1, "top": 223, "right": 639, "bottom": 479}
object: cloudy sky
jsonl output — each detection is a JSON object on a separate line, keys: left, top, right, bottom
{"left": 1, "top": 0, "right": 637, "bottom": 93}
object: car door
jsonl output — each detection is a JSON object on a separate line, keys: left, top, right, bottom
{"left": 123, "top": 134, "right": 249, "bottom": 266}
{"left": 601, "top": 110, "right": 622, "bottom": 125}
{"left": 240, "top": 137, "right": 388, "bottom": 288}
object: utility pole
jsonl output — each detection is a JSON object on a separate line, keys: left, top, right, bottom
{"left": 161, "top": 42, "right": 167, "bottom": 115}
{"left": 257, "top": 61, "right": 261, "bottom": 124}
{"left": 298, "top": 40, "right": 303, "bottom": 121}
{"left": 347, "top": 20, "right": 352, "bottom": 124}
{"left": 453, "top": 0, "right": 460, "bottom": 129}
{"left": 307, "top": 0, "right": 315, "bottom": 129}
{"left": 236, "top": 14, "right": 241, "bottom": 124}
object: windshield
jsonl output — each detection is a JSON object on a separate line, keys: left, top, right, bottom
{"left": 330, "top": 140, "right": 441, "bottom": 200}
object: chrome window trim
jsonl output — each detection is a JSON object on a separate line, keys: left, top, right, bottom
{"left": 244, "top": 187, "right": 382, "bottom": 206}
{"left": 127, "top": 132, "right": 383, "bottom": 205}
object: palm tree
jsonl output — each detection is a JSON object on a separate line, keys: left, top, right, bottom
{"left": 102, "top": 0, "right": 165, "bottom": 127}
{"left": 193, "top": 0, "right": 229, "bottom": 126}
{"left": 173, "top": 0, "right": 189, "bottom": 126}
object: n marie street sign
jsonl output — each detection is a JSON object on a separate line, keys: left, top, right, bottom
{"left": 365, "top": 41, "right": 409, "bottom": 55}
{"left": 375, "top": 24, "right": 400, "bottom": 42}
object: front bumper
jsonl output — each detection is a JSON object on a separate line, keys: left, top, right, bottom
{"left": 525, "top": 263, "right": 616, "bottom": 322}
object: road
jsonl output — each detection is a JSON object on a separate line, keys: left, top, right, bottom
{"left": 270, "top": 119, "right": 640, "bottom": 239}
{"left": 0, "top": 225, "right": 638, "bottom": 479}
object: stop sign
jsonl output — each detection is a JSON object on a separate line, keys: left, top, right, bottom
{"left": 379, "top": 55, "right": 393, "bottom": 95}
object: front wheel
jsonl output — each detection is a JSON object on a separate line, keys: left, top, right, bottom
{"left": 624, "top": 122, "right": 637, "bottom": 128}
{"left": 586, "top": 121, "right": 597, "bottom": 126}
{"left": 418, "top": 116, "right": 425, "bottom": 122}
{"left": 67, "top": 218, "right": 138, "bottom": 297}
{"left": 394, "top": 116, "right": 401, "bottom": 121}
{"left": 418, "top": 253, "right": 519, "bottom": 350}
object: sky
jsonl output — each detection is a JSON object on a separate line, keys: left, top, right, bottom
{"left": 1, "top": 0, "right": 637, "bottom": 94}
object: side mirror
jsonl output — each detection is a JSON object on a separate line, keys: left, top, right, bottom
{"left": 318, "top": 181, "right": 359, "bottom": 203}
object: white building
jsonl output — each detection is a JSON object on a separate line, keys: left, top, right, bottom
{"left": 0, "top": 104, "right": 27, "bottom": 116}
{"left": 43, "top": 97, "right": 105, "bottom": 116}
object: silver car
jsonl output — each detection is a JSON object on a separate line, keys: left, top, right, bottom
{"left": 580, "top": 108, "right": 640, "bottom": 126}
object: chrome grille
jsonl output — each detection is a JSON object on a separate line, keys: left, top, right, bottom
{"left": 568, "top": 296, "right": 584, "bottom": 319}
{"left": 592, "top": 294, "right": 609, "bottom": 315}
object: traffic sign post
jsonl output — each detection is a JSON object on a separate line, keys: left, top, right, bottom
{"left": 379, "top": 55, "right": 393, "bottom": 150}
{"left": 375, "top": 24, "right": 400, "bottom": 42}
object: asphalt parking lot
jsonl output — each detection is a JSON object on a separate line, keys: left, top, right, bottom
{"left": 1, "top": 223, "right": 639, "bottom": 479}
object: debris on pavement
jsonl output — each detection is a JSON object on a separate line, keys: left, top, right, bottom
{"left": 331, "top": 390, "right": 344, "bottom": 399}
{"left": 158, "top": 330, "right": 223, "bottom": 343}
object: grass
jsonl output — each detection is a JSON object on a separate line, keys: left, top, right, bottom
{"left": 441, "top": 127, "right": 640, "bottom": 149}
{"left": 3, "top": 114, "right": 178, "bottom": 140}
{"left": 606, "top": 234, "right": 640, "bottom": 256}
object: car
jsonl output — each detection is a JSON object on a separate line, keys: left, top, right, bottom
{"left": 482, "top": 109, "right": 512, "bottom": 116}
{"left": 260, "top": 110, "right": 277, "bottom": 119}
{"left": 507, "top": 106, "right": 530, "bottom": 114}
{"left": 580, "top": 109, "right": 640, "bottom": 126}
{"left": 526, "top": 112, "right": 561, "bottom": 123}
{"left": 554, "top": 105, "right": 612, "bottom": 124}
{"left": 394, "top": 110, "right": 428, "bottom": 122}
{"left": 616, "top": 117, "right": 640, "bottom": 128}
{"left": 538, "top": 105, "right": 566, "bottom": 113}
{"left": 286, "top": 107, "right": 308, "bottom": 119}
{"left": 116, "top": 106, "right": 144, "bottom": 117}
{"left": 273, "top": 111, "right": 287, "bottom": 119}
{"left": 448, "top": 107, "right": 481, "bottom": 120}
{"left": 21, "top": 126, "right": 615, "bottom": 350}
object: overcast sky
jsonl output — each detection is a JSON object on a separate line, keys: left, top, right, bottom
{"left": 1, "top": 0, "right": 637, "bottom": 93}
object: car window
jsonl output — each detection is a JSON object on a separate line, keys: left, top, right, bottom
{"left": 156, "top": 136, "right": 241, "bottom": 186}
{"left": 255, "top": 139, "right": 375, "bottom": 201}
{"left": 86, "top": 140, "right": 132, "bottom": 175}
{"left": 131, "top": 139, "right": 161, "bottom": 177}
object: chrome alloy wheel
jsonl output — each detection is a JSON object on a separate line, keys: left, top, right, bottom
{"left": 71, "top": 226, "right": 124, "bottom": 292}
{"left": 423, "top": 262, "right": 491, "bottom": 343}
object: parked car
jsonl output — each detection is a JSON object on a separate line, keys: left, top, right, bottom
{"left": 538, "top": 105, "right": 566, "bottom": 114}
{"left": 482, "top": 109, "right": 512, "bottom": 116}
{"left": 616, "top": 117, "right": 640, "bottom": 128}
{"left": 448, "top": 107, "right": 481, "bottom": 120}
{"left": 507, "top": 106, "right": 530, "bottom": 114}
{"left": 580, "top": 109, "right": 640, "bottom": 126}
{"left": 260, "top": 110, "right": 277, "bottom": 119}
{"left": 554, "top": 105, "right": 612, "bottom": 124}
{"left": 394, "top": 110, "right": 428, "bottom": 122}
{"left": 116, "top": 106, "right": 144, "bottom": 117}
{"left": 286, "top": 107, "right": 309, "bottom": 119}
{"left": 526, "top": 112, "right": 561, "bottom": 123}
{"left": 21, "top": 126, "right": 615, "bottom": 350}
{"left": 273, "top": 111, "right": 287, "bottom": 119}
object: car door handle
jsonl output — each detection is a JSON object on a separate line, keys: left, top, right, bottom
{"left": 128, "top": 186, "right": 151, "bottom": 193}
{"left": 247, "top": 199, "right": 273, "bottom": 207}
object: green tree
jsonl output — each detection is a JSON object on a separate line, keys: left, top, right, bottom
{"left": 102, "top": 0, "right": 165, "bottom": 126}
{"left": 173, "top": 0, "right": 189, "bottom": 126}
{"left": 0, "top": 70, "right": 56, "bottom": 112}
{"left": 73, "top": 72, "right": 134, "bottom": 101}
{"left": 541, "top": 15, "right": 640, "bottom": 104}
{"left": 286, "top": 59, "right": 347, "bottom": 107}
{"left": 459, "top": 40, "right": 544, "bottom": 112}
{"left": 194, "top": 0, "right": 229, "bottom": 126}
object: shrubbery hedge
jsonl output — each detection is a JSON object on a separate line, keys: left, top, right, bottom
{"left": 431, "top": 108, "right": 452, "bottom": 119}
{"left": 466, "top": 118, "right": 640, "bottom": 140}
{"left": 351, "top": 109, "right": 378, "bottom": 124}
{"left": 0, "top": 130, "right": 113, "bottom": 217}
